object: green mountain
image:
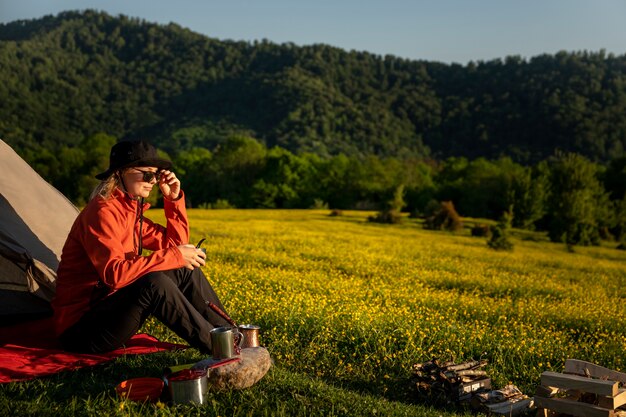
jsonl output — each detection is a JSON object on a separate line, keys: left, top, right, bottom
{"left": 1, "top": 10, "right": 626, "bottom": 162}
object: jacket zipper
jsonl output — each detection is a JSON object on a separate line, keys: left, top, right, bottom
{"left": 135, "top": 197, "right": 144, "bottom": 256}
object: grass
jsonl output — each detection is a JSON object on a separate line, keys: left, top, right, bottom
{"left": 2, "top": 209, "right": 625, "bottom": 416}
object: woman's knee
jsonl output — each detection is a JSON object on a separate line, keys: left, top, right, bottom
{"left": 189, "top": 267, "right": 208, "bottom": 284}
{"left": 134, "top": 271, "right": 178, "bottom": 296}
{"left": 164, "top": 266, "right": 207, "bottom": 290}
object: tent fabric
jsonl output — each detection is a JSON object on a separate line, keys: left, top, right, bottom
{"left": 0, "top": 139, "right": 79, "bottom": 270}
{"left": 0, "top": 333, "right": 188, "bottom": 383}
{"left": 0, "top": 139, "right": 79, "bottom": 326}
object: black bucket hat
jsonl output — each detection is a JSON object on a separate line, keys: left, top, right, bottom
{"left": 95, "top": 140, "right": 173, "bottom": 180}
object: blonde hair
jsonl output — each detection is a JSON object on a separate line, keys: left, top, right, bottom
{"left": 89, "top": 170, "right": 124, "bottom": 201}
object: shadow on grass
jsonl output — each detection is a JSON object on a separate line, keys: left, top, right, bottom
{"left": 2, "top": 353, "right": 475, "bottom": 417}
{"left": 317, "top": 372, "right": 461, "bottom": 412}
{"left": 3, "top": 350, "right": 203, "bottom": 402}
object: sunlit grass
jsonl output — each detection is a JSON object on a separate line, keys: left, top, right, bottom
{"left": 3, "top": 208, "right": 625, "bottom": 416}
{"left": 150, "top": 209, "right": 626, "bottom": 392}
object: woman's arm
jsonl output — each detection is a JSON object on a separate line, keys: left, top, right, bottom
{"left": 82, "top": 205, "right": 187, "bottom": 290}
{"left": 141, "top": 190, "right": 190, "bottom": 250}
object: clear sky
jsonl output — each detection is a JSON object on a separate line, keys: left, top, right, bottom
{"left": 1, "top": 0, "right": 625, "bottom": 64}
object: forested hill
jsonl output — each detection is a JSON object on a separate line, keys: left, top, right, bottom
{"left": 2, "top": 10, "right": 626, "bottom": 162}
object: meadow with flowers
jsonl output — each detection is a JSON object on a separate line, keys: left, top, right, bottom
{"left": 3, "top": 208, "right": 626, "bottom": 416}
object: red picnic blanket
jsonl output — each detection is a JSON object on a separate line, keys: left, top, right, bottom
{"left": 0, "top": 319, "right": 187, "bottom": 383}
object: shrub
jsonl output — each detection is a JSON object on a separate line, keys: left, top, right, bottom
{"left": 423, "top": 201, "right": 463, "bottom": 231}
{"left": 213, "top": 199, "right": 235, "bottom": 209}
{"left": 311, "top": 199, "right": 329, "bottom": 210}
{"left": 409, "top": 199, "right": 439, "bottom": 219}
{"left": 488, "top": 209, "right": 514, "bottom": 251}
{"left": 423, "top": 199, "right": 442, "bottom": 218}
{"left": 546, "top": 152, "right": 607, "bottom": 247}
{"left": 369, "top": 185, "right": 406, "bottom": 224}
{"left": 329, "top": 209, "right": 343, "bottom": 217}
{"left": 368, "top": 210, "right": 403, "bottom": 224}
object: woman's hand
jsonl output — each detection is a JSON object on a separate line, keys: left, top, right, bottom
{"left": 159, "top": 170, "right": 181, "bottom": 201}
{"left": 178, "top": 244, "right": 206, "bottom": 270}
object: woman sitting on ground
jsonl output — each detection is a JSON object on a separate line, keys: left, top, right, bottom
{"left": 52, "top": 139, "right": 230, "bottom": 353}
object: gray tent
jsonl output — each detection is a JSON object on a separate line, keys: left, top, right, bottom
{"left": 0, "top": 139, "right": 78, "bottom": 326}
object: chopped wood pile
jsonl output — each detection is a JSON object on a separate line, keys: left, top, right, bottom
{"left": 412, "top": 358, "right": 533, "bottom": 416}
{"left": 412, "top": 358, "right": 491, "bottom": 402}
{"left": 535, "top": 359, "right": 626, "bottom": 417}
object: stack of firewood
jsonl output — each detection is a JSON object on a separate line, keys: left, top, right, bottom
{"left": 412, "top": 358, "right": 491, "bottom": 402}
{"left": 412, "top": 358, "right": 534, "bottom": 416}
{"left": 535, "top": 359, "right": 626, "bottom": 417}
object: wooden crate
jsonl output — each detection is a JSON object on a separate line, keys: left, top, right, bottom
{"left": 535, "top": 359, "right": 626, "bottom": 417}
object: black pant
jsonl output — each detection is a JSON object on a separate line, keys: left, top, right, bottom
{"left": 59, "top": 267, "right": 231, "bottom": 354}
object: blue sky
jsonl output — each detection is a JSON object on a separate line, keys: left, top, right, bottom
{"left": 1, "top": 0, "right": 625, "bottom": 64}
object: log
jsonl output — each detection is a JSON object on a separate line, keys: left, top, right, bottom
{"left": 445, "top": 360, "right": 485, "bottom": 371}
{"left": 564, "top": 359, "right": 626, "bottom": 384}
{"left": 534, "top": 397, "right": 615, "bottom": 417}
{"left": 457, "top": 369, "right": 488, "bottom": 377}
{"left": 540, "top": 371, "right": 618, "bottom": 397}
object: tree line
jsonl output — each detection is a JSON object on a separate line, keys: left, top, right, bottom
{"left": 2, "top": 11, "right": 626, "bottom": 247}
{"left": 31, "top": 132, "right": 626, "bottom": 247}
{"left": 1, "top": 10, "right": 626, "bottom": 164}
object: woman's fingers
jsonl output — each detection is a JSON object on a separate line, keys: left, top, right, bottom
{"left": 178, "top": 244, "right": 205, "bottom": 269}
{"left": 160, "top": 170, "right": 179, "bottom": 185}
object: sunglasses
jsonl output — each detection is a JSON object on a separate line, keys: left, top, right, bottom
{"left": 133, "top": 169, "right": 163, "bottom": 183}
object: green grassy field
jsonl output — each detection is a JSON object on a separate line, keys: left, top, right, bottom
{"left": 3, "top": 209, "right": 625, "bottom": 416}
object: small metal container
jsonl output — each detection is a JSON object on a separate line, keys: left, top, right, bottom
{"left": 211, "top": 326, "right": 243, "bottom": 359}
{"left": 238, "top": 324, "right": 261, "bottom": 348}
{"left": 167, "top": 369, "right": 208, "bottom": 405}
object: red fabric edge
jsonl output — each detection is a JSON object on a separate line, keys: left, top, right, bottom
{"left": 0, "top": 333, "right": 188, "bottom": 384}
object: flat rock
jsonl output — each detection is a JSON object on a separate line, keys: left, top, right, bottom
{"left": 198, "top": 347, "right": 271, "bottom": 390}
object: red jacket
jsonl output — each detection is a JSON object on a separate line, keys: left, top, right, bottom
{"left": 52, "top": 188, "right": 189, "bottom": 336}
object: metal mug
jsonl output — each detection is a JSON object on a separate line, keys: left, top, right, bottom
{"left": 210, "top": 326, "right": 244, "bottom": 359}
{"left": 167, "top": 369, "right": 208, "bottom": 405}
{"left": 238, "top": 324, "right": 261, "bottom": 348}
